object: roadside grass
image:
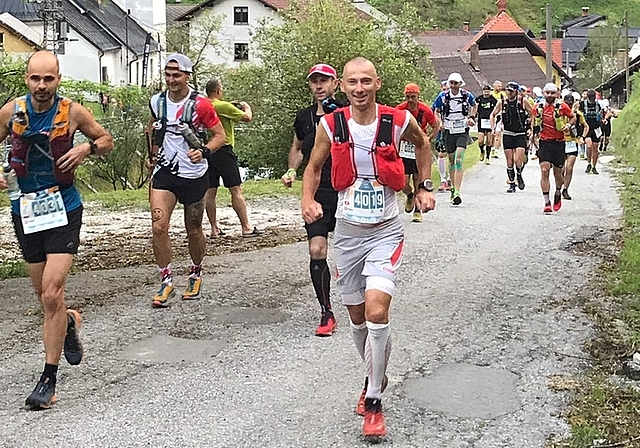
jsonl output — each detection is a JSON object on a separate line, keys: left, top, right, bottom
{"left": 549, "top": 84, "right": 640, "bottom": 448}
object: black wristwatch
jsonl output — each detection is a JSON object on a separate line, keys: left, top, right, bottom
{"left": 417, "top": 179, "right": 434, "bottom": 192}
{"left": 89, "top": 141, "right": 98, "bottom": 155}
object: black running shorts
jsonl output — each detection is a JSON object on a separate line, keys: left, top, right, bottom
{"left": 538, "top": 140, "right": 565, "bottom": 168}
{"left": 152, "top": 167, "right": 209, "bottom": 205}
{"left": 207, "top": 145, "right": 243, "bottom": 188}
{"left": 12, "top": 205, "right": 83, "bottom": 264}
{"left": 601, "top": 121, "right": 612, "bottom": 137}
{"left": 305, "top": 188, "right": 338, "bottom": 239}
{"left": 402, "top": 158, "right": 418, "bottom": 175}
{"left": 502, "top": 134, "right": 527, "bottom": 150}
{"left": 443, "top": 130, "right": 470, "bottom": 154}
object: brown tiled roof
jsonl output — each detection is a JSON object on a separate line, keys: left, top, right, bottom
{"left": 413, "top": 33, "right": 473, "bottom": 57}
{"left": 430, "top": 48, "right": 549, "bottom": 96}
{"left": 531, "top": 38, "right": 564, "bottom": 66}
{"left": 462, "top": 11, "right": 524, "bottom": 52}
{"left": 166, "top": 4, "right": 194, "bottom": 24}
{"left": 261, "top": 0, "right": 288, "bottom": 8}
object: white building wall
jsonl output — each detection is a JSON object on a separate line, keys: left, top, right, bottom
{"left": 58, "top": 29, "right": 101, "bottom": 83}
{"left": 190, "top": 0, "right": 284, "bottom": 67}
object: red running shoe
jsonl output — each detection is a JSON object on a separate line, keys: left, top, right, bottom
{"left": 356, "top": 376, "right": 388, "bottom": 416}
{"left": 543, "top": 204, "right": 553, "bottom": 214}
{"left": 315, "top": 311, "right": 337, "bottom": 337}
{"left": 553, "top": 195, "right": 562, "bottom": 212}
{"left": 362, "top": 399, "right": 387, "bottom": 439}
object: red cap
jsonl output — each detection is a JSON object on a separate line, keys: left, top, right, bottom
{"left": 307, "top": 63, "right": 337, "bottom": 80}
{"left": 404, "top": 83, "right": 420, "bottom": 94}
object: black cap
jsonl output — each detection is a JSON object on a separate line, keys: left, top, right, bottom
{"left": 564, "top": 94, "right": 574, "bottom": 103}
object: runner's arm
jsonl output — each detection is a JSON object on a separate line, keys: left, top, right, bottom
{"left": 204, "top": 121, "right": 226, "bottom": 154}
{"left": 301, "top": 124, "right": 330, "bottom": 223}
{"left": 490, "top": 101, "right": 502, "bottom": 131}
{"left": 282, "top": 136, "right": 304, "bottom": 186}
{"left": 0, "top": 101, "right": 14, "bottom": 190}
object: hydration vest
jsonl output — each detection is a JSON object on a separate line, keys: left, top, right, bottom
{"left": 581, "top": 99, "right": 602, "bottom": 121}
{"left": 534, "top": 103, "right": 565, "bottom": 132}
{"left": 324, "top": 105, "right": 406, "bottom": 192}
{"left": 442, "top": 90, "right": 470, "bottom": 117}
{"left": 501, "top": 96, "right": 528, "bottom": 132}
{"left": 151, "top": 91, "right": 207, "bottom": 149}
{"left": 9, "top": 95, "right": 74, "bottom": 184}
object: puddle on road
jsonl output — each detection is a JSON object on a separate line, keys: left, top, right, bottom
{"left": 404, "top": 363, "right": 521, "bottom": 419}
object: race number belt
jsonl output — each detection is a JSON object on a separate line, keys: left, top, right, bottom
{"left": 20, "top": 187, "right": 68, "bottom": 234}
{"left": 594, "top": 127, "right": 602, "bottom": 139}
{"left": 480, "top": 119, "right": 491, "bottom": 129}
{"left": 565, "top": 141, "right": 578, "bottom": 154}
{"left": 447, "top": 119, "right": 466, "bottom": 134}
{"left": 399, "top": 140, "right": 416, "bottom": 159}
{"left": 342, "top": 178, "right": 385, "bottom": 224}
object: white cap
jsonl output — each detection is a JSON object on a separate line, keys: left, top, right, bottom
{"left": 165, "top": 53, "right": 193, "bottom": 73}
{"left": 447, "top": 72, "right": 465, "bottom": 86}
{"left": 533, "top": 86, "right": 543, "bottom": 97}
{"left": 561, "top": 88, "right": 571, "bottom": 98}
{"left": 543, "top": 82, "right": 558, "bottom": 93}
{"left": 600, "top": 98, "right": 610, "bottom": 108}
{"left": 572, "top": 91, "right": 581, "bottom": 101}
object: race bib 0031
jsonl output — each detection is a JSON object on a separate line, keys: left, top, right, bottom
{"left": 399, "top": 140, "right": 416, "bottom": 159}
{"left": 20, "top": 187, "right": 68, "bottom": 234}
{"left": 342, "top": 179, "right": 385, "bottom": 224}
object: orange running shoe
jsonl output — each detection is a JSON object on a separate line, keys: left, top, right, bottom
{"left": 315, "top": 311, "right": 337, "bottom": 337}
{"left": 64, "top": 309, "right": 83, "bottom": 365}
{"left": 362, "top": 399, "right": 387, "bottom": 439}
{"left": 356, "top": 376, "right": 388, "bottom": 416}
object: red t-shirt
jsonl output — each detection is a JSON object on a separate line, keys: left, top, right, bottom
{"left": 534, "top": 101, "right": 573, "bottom": 141}
{"left": 396, "top": 101, "right": 437, "bottom": 132}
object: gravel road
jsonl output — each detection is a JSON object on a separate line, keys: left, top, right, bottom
{"left": 0, "top": 153, "right": 621, "bottom": 448}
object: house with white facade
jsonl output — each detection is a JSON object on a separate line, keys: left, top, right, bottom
{"left": 1, "top": 0, "right": 163, "bottom": 86}
{"left": 173, "top": 0, "right": 383, "bottom": 67}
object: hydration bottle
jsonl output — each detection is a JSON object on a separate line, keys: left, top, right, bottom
{"left": 3, "top": 163, "right": 22, "bottom": 201}
{"left": 178, "top": 123, "right": 205, "bottom": 149}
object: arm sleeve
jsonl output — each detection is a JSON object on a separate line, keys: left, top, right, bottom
{"left": 432, "top": 93, "right": 443, "bottom": 111}
{"left": 467, "top": 92, "right": 476, "bottom": 106}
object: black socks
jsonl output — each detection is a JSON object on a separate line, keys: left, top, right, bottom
{"left": 507, "top": 167, "right": 515, "bottom": 182}
{"left": 41, "top": 363, "right": 58, "bottom": 385}
{"left": 310, "top": 259, "right": 331, "bottom": 314}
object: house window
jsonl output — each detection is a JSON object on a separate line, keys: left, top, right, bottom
{"left": 101, "top": 67, "right": 109, "bottom": 84}
{"left": 0, "top": 33, "right": 4, "bottom": 50}
{"left": 234, "top": 7, "right": 249, "bottom": 25}
{"left": 234, "top": 43, "right": 249, "bottom": 61}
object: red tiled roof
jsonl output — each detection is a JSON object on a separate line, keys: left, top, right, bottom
{"left": 462, "top": 11, "right": 524, "bottom": 51}
{"left": 532, "top": 38, "right": 563, "bottom": 66}
{"left": 261, "top": 0, "right": 288, "bottom": 9}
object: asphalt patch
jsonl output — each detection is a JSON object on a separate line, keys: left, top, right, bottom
{"left": 404, "top": 363, "right": 521, "bottom": 419}
{"left": 203, "top": 306, "right": 290, "bottom": 324}
{"left": 119, "top": 335, "right": 225, "bottom": 364}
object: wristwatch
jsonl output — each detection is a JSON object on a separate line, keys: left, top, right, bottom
{"left": 417, "top": 179, "right": 434, "bottom": 192}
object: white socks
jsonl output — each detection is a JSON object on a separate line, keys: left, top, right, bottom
{"left": 364, "top": 321, "right": 391, "bottom": 399}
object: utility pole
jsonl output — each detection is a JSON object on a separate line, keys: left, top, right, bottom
{"left": 624, "top": 10, "right": 631, "bottom": 104}
{"left": 38, "top": 0, "right": 63, "bottom": 53}
{"left": 545, "top": 3, "right": 553, "bottom": 83}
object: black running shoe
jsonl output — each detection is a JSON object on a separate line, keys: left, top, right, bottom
{"left": 562, "top": 189, "right": 572, "bottom": 200}
{"left": 25, "top": 378, "right": 56, "bottom": 410}
{"left": 507, "top": 183, "right": 516, "bottom": 193}
{"left": 517, "top": 174, "right": 525, "bottom": 190}
{"left": 585, "top": 163, "right": 592, "bottom": 174}
{"left": 591, "top": 167, "right": 599, "bottom": 175}
{"left": 452, "top": 194, "right": 462, "bottom": 205}
{"left": 64, "top": 310, "right": 83, "bottom": 366}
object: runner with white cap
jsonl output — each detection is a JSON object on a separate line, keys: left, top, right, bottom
{"left": 432, "top": 72, "right": 477, "bottom": 205}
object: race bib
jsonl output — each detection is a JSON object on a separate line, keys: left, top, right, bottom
{"left": 449, "top": 119, "right": 466, "bottom": 134}
{"left": 565, "top": 141, "right": 578, "bottom": 154}
{"left": 480, "top": 119, "right": 491, "bottom": 130}
{"left": 20, "top": 187, "right": 68, "bottom": 235}
{"left": 594, "top": 127, "right": 602, "bottom": 138}
{"left": 399, "top": 140, "right": 416, "bottom": 159}
{"left": 342, "top": 179, "right": 385, "bottom": 224}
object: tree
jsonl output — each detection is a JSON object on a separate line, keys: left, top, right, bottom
{"left": 166, "top": 11, "right": 227, "bottom": 90}
{"left": 0, "top": 55, "right": 28, "bottom": 107}
{"left": 575, "top": 23, "right": 626, "bottom": 90}
{"left": 222, "top": 0, "right": 438, "bottom": 174}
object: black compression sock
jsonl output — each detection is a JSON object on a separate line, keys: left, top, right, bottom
{"left": 486, "top": 146, "right": 492, "bottom": 159}
{"left": 507, "top": 167, "right": 515, "bottom": 182}
{"left": 310, "top": 259, "right": 331, "bottom": 313}
{"left": 41, "top": 363, "right": 58, "bottom": 385}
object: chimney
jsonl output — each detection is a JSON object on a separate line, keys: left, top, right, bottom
{"left": 540, "top": 29, "right": 546, "bottom": 39}
{"left": 581, "top": 7, "right": 589, "bottom": 17}
{"left": 496, "top": 0, "right": 508, "bottom": 13}
{"left": 463, "top": 21, "right": 470, "bottom": 33}
{"left": 470, "top": 43, "right": 480, "bottom": 71}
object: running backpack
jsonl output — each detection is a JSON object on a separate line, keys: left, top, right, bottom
{"left": 580, "top": 99, "right": 602, "bottom": 121}
{"left": 501, "top": 96, "right": 528, "bottom": 130}
{"left": 151, "top": 91, "right": 206, "bottom": 148}
{"left": 442, "top": 90, "right": 469, "bottom": 117}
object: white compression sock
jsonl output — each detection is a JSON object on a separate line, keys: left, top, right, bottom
{"left": 364, "top": 321, "right": 391, "bottom": 399}
{"left": 350, "top": 320, "right": 368, "bottom": 361}
{"left": 438, "top": 158, "right": 447, "bottom": 181}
